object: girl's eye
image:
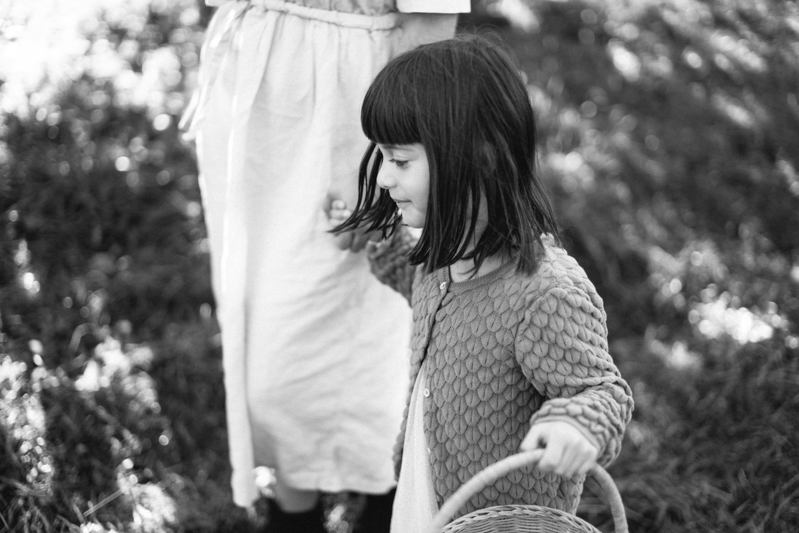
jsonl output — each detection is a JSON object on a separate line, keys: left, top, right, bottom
{"left": 391, "top": 159, "right": 408, "bottom": 169}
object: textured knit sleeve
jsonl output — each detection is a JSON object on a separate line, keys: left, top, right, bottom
{"left": 514, "top": 283, "right": 634, "bottom": 466}
{"left": 366, "top": 226, "right": 418, "bottom": 304}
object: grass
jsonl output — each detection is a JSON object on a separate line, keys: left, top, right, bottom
{"left": 1, "top": 0, "right": 799, "bottom": 531}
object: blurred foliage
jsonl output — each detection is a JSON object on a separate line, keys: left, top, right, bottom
{"left": 0, "top": 0, "right": 244, "bottom": 531}
{"left": 1, "top": 0, "right": 799, "bottom": 531}
{"left": 471, "top": 0, "right": 799, "bottom": 340}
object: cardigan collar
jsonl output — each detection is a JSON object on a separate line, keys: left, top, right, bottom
{"left": 437, "top": 253, "right": 519, "bottom": 294}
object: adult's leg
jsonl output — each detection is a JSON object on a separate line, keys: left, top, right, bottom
{"left": 273, "top": 480, "right": 319, "bottom": 512}
{"left": 263, "top": 479, "right": 325, "bottom": 533}
{"left": 351, "top": 489, "right": 396, "bottom": 533}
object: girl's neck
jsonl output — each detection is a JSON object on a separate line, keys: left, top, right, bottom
{"left": 449, "top": 201, "right": 505, "bottom": 282}
{"left": 449, "top": 253, "right": 507, "bottom": 283}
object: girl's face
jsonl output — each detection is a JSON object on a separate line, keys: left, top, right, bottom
{"left": 375, "top": 143, "right": 429, "bottom": 228}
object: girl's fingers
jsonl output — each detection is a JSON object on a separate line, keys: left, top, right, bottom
{"left": 519, "top": 425, "right": 544, "bottom": 452}
{"left": 537, "top": 441, "right": 565, "bottom": 474}
{"left": 558, "top": 446, "right": 584, "bottom": 478}
{"left": 327, "top": 199, "right": 378, "bottom": 252}
{"left": 330, "top": 208, "right": 352, "bottom": 221}
{"left": 521, "top": 422, "right": 599, "bottom": 477}
{"left": 559, "top": 444, "right": 597, "bottom": 478}
{"left": 329, "top": 210, "right": 352, "bottom": 237}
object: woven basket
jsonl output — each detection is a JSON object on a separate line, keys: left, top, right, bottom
{"left": 429, "top": 450, "right": 628, "bottom": 533}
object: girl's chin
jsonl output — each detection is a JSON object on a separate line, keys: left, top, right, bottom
{"left": 399, "top": 211, "right": 424, "bottom": 229}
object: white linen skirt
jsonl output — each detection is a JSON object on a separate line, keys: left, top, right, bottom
{"left": 184, "top": 0, "right": 418, "bottom": 506}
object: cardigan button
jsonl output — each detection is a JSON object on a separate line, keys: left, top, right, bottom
{"left": 439, "top": 282, "right": 447, "bottom": 291}
{"left": 423, "top": 388, "right": 430, "bottom": 397}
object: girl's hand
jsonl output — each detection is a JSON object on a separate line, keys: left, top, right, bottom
{"left": 328, "top": 199, "right": 354, "bottom": 250}
{"left": 520, "top": 421, "right": 599, "bottom": 478}
{"left": 327, "top": 199, "right": 381, "bottom": 252}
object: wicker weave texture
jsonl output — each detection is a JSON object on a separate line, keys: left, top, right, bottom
{"left": 441, "top": 504, "right": 601, "bottom": 533}
{"left": 431, "top": 451, "right": 627, "bottom": 533}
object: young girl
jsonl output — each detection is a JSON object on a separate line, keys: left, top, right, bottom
{"left": 331, "top": 35, "right": 634, "bottom": 531}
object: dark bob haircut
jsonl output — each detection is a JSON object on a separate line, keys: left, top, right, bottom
{"left": 335, "top": 34, "right": 560, "bottom": 274}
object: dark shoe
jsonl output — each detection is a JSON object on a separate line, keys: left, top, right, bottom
{"left": 351, "top": 489, "right": 395, "bottom": 533}
{"left": 262, "top": 498, "right": 326, "bottom": 533}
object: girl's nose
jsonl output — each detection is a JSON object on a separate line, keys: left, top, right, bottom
{"left": 376, "top": 164, "right": 394, "bottom": 190}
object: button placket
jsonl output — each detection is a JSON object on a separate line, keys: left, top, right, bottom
{"left": 423, "top": 276, "right": 448, "bottom": 351}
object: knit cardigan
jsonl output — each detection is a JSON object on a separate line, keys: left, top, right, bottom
{"left": 367, "top": 231, "right": 634, "bottom": 517}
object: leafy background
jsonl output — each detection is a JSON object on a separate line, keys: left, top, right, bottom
{"left": 1, "top": 0, "right": 798, "bottom": 531}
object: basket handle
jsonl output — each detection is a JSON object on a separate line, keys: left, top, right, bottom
{"left": 429, "top": 449, "right": 628, "bottom": 533}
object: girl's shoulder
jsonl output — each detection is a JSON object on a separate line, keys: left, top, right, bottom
{"left": 513, "top": 236, "right": 600, "bottom": 302}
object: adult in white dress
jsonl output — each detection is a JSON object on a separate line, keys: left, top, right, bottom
{"left": 181, "top": 0, "right": 469, "bottom": 530}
